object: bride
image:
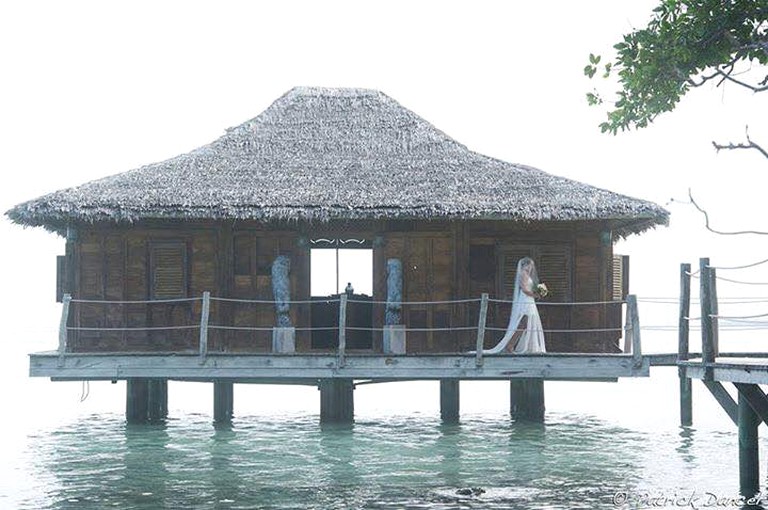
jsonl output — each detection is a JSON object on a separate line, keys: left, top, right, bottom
{"left": 481, "top": 257, "right": 546, "bottom": 354}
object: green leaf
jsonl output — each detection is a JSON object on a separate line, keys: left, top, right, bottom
{"left": 589, "top": 53, "right": 601, "bottom": 64}
{"left": 586, "top": 92, "right": 602, "bottom": 106}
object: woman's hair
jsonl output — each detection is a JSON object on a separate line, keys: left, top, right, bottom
{"left": 518, "top": 257, "right": 539, "bottom": 285}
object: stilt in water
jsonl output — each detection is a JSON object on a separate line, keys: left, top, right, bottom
{"left": 126, "top": 378, "right": 168, "bottom": 424}
{"left": 678, "top": 263, "right": 693, "bottom": 426}
{"left": 510, "top": 379, "right": 545, "bottom": 422}
{"left": 440, "top": 379, "right": 460, "bottom": 424}
{"left": 738, "top": 392, "right": 760, "bottom": 498}
{"left": 319, "top": 379, "right": 354, "bottom": 424}
{"left": 213, "top": 381, "right": 234, "bottom": 424}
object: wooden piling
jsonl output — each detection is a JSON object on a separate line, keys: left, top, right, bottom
{"left": 213, "top": 381, "right": 234, "bottom": 424}
{"left": 510, "top": 379, "right": 545, "bottom": 422}
{"left": 738, "top": 391, "right": 760, "bottom": 498}
{"left": 699, "top": 258, "right": 715, "bottom": 381}
{"left": 126, "top": 378, "right": 168, "bottom": 424}
{"left": 678, "top": 263, "right": 692, "bottom": 426}
{"left": 627, "top": 295, "right": 642, "bottom": 367}
{"left": 320, "top": 379, "right": 354, "bottom": 424}
{"left": 440, "top": 379, "right": 460, "bottom": 424}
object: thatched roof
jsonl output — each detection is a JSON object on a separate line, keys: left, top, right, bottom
{"left": 7, "top": 87, "right": 668, "bottom": 236}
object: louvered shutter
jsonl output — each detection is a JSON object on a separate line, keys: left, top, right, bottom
{"left": 612, "top": 255, "right": 629, "bottom": 301}
{"left": 56, "top": 255, "right": 66, "bottom": 302}
{"left": 150, "top": 242, "right": 188, "bottom": 299}
{"left": 539, "top": 246, "right": 572, "bottom": 302}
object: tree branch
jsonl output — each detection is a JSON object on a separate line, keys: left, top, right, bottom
{"left": 684, "top": 188, "right": 768, "bottom": 236}
{"left": 712, "top": 127, "right": 768, "bottom": 159}
{"left": 714, "top": 69, "right": 768, "bottom": 92}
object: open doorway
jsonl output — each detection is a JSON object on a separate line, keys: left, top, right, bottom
{"left": 310, "top": 239, "right": 373, "bottom": 350}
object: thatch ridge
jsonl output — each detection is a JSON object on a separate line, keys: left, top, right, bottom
{"left": 6, "top": 87, "right": 669, "bottom": 236}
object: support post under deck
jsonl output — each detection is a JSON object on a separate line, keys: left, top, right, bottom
{"left": 126, "top": 378, "right": 168, "bottom": 424}
{"left": 213, "top": 381, "right": 234, "bottom": 424}
{"left": 440, "top": 379, "right": 460, "bottom": 424}
{"left": 678, "top": 263, "right": 692, "bottom": 426}
{"left": 738, "top": 392, "right": 760, "bottom": 498}
{"left": 510, "top": 379, "right": 545, "bottom": 422}
{"left": 320, "top": 379, "right": 354, "bottom": 424}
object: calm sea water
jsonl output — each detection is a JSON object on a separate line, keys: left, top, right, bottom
{"left": 2, "top": 371, "right": 767, "bottom": 510}
{"left": 4, "top": 407, "right": 764, "bottom": 510}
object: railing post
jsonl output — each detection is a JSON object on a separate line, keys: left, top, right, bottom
{"left": 57, "top": 294, "right": 72, "bottom": 367}
{"left": 700, "top": 258, "right": 715, "bottom": 381}
{"left": 709, "top": 267, "right": 719, "bottom": 357}
{"left": 678, "top": 263, "right": 692, "bottom": 426}
{"left": 338, "top": 294, "right": 347, "bottom": 368}
{"left": 623, "top": 299, "right": 632, "bottom": 354}
{"left": 475, "top": 293, "right": 489, "bottom": 367}
{"left": 626, "top": 294, "right": 642, "bottom": 367}
{"left": 199, "top": 291, "right": 211, "bottom": 365}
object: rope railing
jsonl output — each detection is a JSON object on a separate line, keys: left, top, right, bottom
{"left": 347, "top": 298, "right": 481, "bottom": 305}
{"left": 68, "top": 325, "right": 200, "bottom": 331}
{"left": 712, "top": 312, "right": 768, "bottom": 320}
{"left": 210, "top": 297, "right": 339, "bottom": 305}
{"left": 486, "top": 326, "right": 625, "bottom": 334}
{"left": 708, "top": 257, "right": 768, "bottom": 271}
{"left": 488, "top": 298, "right": 624, "bottom": 306}
{"left": 712, "top": 276, "right": 768, "bottom": 286}
{"left": 55, "top": 292, "right": 646, "bottom": 363}
{"left": 70, "top": 297, "right": 202, "bottom": 304}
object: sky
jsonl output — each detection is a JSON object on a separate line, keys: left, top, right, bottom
{"left": 0, "top": 1, "right": 766, "bottom": 426}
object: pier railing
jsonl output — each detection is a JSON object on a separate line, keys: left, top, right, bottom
{"left": 56, "top": 292, "right": 641, "bottom": 365}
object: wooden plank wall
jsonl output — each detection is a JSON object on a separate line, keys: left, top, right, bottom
{"left": 68, "top": 220, "right": 620, "bottom": 355}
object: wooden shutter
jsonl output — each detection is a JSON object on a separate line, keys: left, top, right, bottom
{"left": 56, "top": 255, "right": 66, "bottom": 302}
{"left": 539, "top": 246, "right": 572, "bottom": 302}
{"left": 150, "top": 242, "right": 188, "bottom": 299}
{"left": 612, "top": 255, "right": 629, "bottom": 301}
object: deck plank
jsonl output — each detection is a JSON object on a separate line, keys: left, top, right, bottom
{"left": 30, "top": 352, "right": 649, "bottom": 381}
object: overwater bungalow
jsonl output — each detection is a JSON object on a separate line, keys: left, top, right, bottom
{"left": 7, "top": 87, "right": 668, "bottom": 423}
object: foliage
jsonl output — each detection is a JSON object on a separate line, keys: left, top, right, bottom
{"left": 586, "top": 0, "right": 768, "bottom": 134}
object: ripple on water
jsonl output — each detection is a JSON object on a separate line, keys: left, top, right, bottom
{"left": 8, "top": 410, "right": 757, "bottom": 509}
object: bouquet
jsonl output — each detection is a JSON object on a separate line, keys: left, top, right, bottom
{"left": 534, "top": 282, "right": 549, "bottom": 298}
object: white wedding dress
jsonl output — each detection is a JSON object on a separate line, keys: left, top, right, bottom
{"left": 476, "top": 258, "right": 546, "bottom": 354}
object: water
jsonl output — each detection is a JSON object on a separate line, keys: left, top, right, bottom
{"left": 2, "top": 372, "right": 767, "bottom": 510}
{"left": 4, "top": 410, "right": 755, "bottom": 509}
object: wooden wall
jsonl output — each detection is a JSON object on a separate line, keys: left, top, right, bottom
{"left": 66, "top": 219, "right": 621, "bottom": 354}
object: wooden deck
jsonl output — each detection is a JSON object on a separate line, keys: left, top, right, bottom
{"left": 30, "top": 351, "right": 649, "bottom": 382}
{"left": 680, "top": 357, "right": 768, "bottom": 385}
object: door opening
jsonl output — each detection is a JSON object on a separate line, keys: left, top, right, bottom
{"left": 310, "top": 239, "right": 373, "bottom": 350}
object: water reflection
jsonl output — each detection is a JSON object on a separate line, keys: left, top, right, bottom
{"left": 23, "top": 411, "right": 756, "bottom": 510}
{"left": 121, "top": 421, "right": 171, "bottom": 507}
{"left": 207, "top": 423, "right": 242, "bottom": 507}
{"left": 676, "top": 426, "right": 696, "bottom": 464}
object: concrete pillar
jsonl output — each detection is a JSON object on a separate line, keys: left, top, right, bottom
{"left": 320, "top": 379, "right": 354, "bottom": 424}
{"left": 510, "top": 379, "right": 545, "bottom": 422}
{"left": 126, "top": 378, "right": 168, "bottom": 424}
{"left": 738, "top": 392, "right": 760, "bottom": 498}
{"left": 440, "top": 379, "right": 460, "bottom": 424}
{"left": 213, "top": 381, "right": 234, "bottom": 424}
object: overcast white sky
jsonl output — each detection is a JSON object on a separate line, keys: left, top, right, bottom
{"left": 1, "top": 1, "right": 766, "bottom": 347}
